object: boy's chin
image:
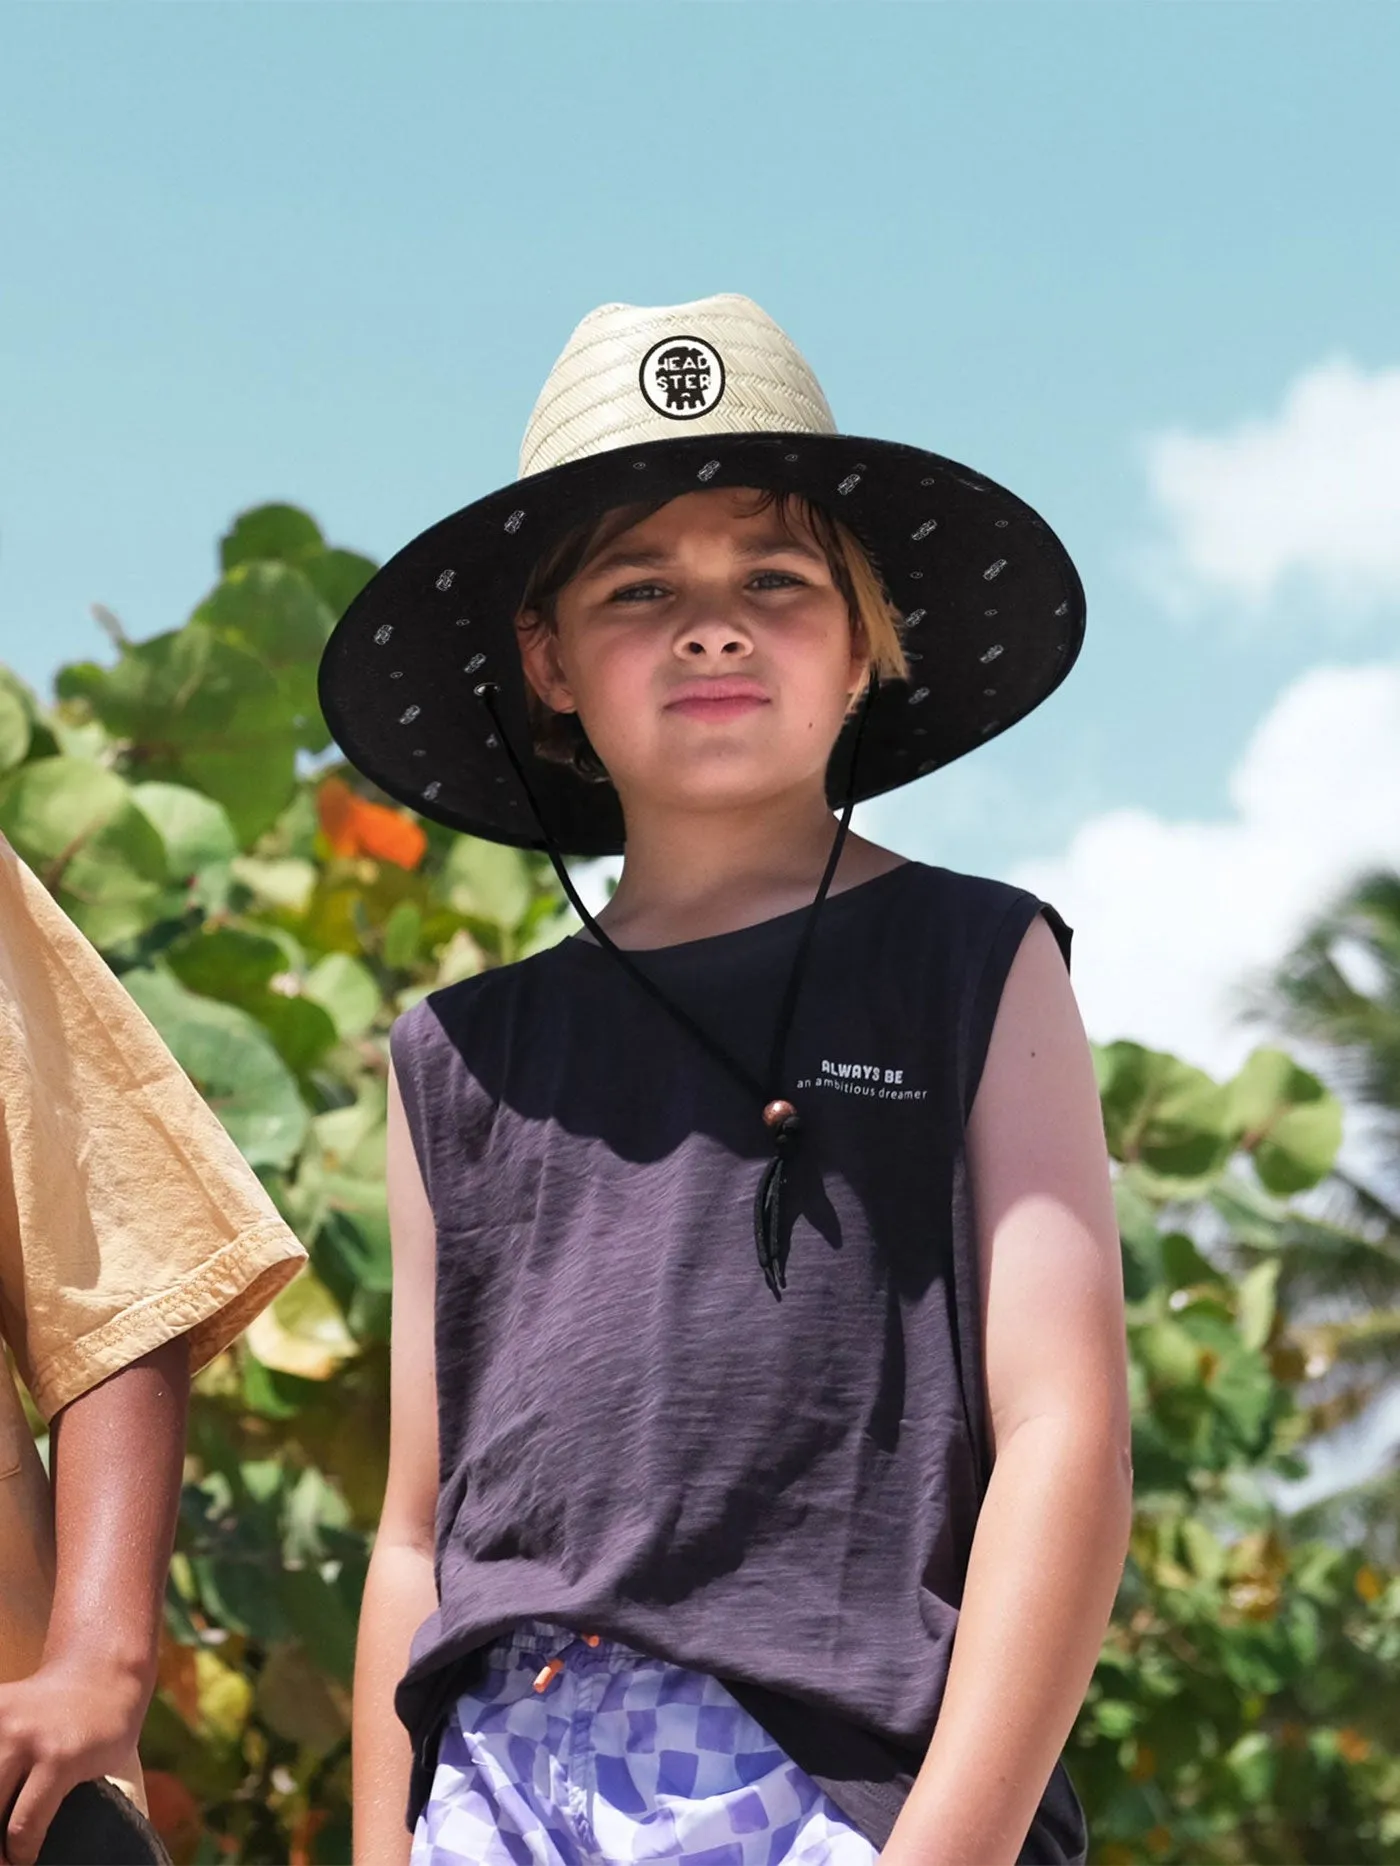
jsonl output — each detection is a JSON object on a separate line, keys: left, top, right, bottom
{"left": 612, "top": 763, "right": 833, "bottom": 819}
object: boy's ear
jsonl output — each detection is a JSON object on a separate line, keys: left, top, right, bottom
{"left": 516, "top": 612, "right": 578, "bottom": 715}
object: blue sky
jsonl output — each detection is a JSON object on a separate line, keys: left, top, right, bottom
{"left": 2, "top": 1, "right": 1398, "bottom": 1055}
{"left": 3, "top": 0, "right": 1398, "bottom": 1497}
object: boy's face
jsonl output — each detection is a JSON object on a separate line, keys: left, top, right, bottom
{"left": 517, "top": 487, "right": 869, "bottom": 818}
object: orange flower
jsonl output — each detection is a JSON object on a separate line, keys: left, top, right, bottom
{"left": 290, "top": 1806, "right": 330, "bottom": 1866}
{"left": 1336, "top": 1726, "right": 1372, "bottom": 1764}
{"left": 155, "top": 1628, "right": 201, "bottom": 1726}
{"left": 317, "top": 777, "right": 426, "bottom": 869}
{"left": 1355, "top": 1564, "right": 1384, "bottom": 1604}
{"left": 1129, "top": 1742, "right": 1157, "bottom": 1782}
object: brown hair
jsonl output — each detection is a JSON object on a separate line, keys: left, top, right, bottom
{"left": 514, "top": 488, "right": 908, "bottom": 783}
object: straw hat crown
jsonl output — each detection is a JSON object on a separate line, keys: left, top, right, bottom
{"left": 518, "top": 293, "right": 838, "bottom": 478}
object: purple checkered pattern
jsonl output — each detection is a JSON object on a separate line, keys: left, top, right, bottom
{"left": 410, "top": 1619, "right": 881, "bottom": 1865}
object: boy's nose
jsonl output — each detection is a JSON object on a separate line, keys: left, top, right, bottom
{"left": 676, "top": 622, "right": 752, "bottom": 659}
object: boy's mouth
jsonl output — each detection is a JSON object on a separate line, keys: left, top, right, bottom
{"left": 663, "top": 677, "right": 771, "bottom": 719}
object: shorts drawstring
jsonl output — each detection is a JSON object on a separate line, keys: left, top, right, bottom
{"left": 531, "top": 1629, "right": 602, "bottom": 1692}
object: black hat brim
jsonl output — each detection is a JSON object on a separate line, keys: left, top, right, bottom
{"left": 34, "top": 1778, "right": 173, "bottom": 1865}
{"left": 317, "top": 431, "right": 1085, "bottom": 857}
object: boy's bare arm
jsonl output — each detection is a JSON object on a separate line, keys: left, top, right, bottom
{"left": 352, "top": 1063, "right": 442, "bottom": 1866}
{"left": 0, "top": 1333, "right": 190, "bottom": 1866}
{"left": 354, "top": 1533, "right": 440, "bottom": 1866}
{"left": 880, "top": 916, "right": 1133, "bottom": 1866}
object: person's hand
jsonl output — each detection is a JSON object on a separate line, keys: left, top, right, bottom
{"left": 0, "top": 1655, "right": 149, "bottom": 1866}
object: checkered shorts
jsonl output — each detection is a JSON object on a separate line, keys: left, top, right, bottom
{"left": 409, "top": 1619, "right": 881, "bottom": 1865}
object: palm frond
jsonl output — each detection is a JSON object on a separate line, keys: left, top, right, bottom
{"left": 1237, "top": 867, "right": 1400, "bottom": 1118}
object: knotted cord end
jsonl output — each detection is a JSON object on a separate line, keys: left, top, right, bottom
{"left": 754, "top": 1109, "right": 802, "bottom": 1300}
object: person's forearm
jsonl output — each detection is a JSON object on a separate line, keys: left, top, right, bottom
{"left": 880, "top": 1417, "right": 1132, "bottom": 1866}
{"left": 352, "top": 1534, "right": 440, "bottom": 1866}
{"left": 42, "top": 1336, "right": 190, "bottom": 1688}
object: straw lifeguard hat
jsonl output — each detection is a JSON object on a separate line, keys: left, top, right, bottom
{"left": 318, "top": 293, "right": 1085, "bottom": 856}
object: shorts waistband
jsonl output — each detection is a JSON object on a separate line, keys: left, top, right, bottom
{"left": 487, "top": 1619, "right": 659, "bottom": 1666}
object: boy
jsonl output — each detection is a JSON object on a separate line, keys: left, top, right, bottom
{"left": 326, "top": 294, "right": 1131, "bottom": 1866}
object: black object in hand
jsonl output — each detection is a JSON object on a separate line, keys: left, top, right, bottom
{"left": 32, "top": 1778, "right": 173, "bottom": 1866}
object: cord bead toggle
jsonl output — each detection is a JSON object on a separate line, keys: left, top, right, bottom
{"left": 763, "top": 1098, "right": 798, "bottom": 1131}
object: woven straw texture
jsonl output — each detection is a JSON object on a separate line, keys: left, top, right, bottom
{"left": 518, "top": 294, "right": 838, "bottom": 478}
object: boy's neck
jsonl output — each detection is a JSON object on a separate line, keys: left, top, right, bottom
{"left": 590, "top": 789, "right": 904, "bottom": 950}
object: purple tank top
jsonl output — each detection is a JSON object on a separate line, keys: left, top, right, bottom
{"left": 390, "top": 859, "right": 1088, "bottom": 1862}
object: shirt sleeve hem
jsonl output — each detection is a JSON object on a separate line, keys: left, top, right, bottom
{"left": 26, "top": 1221, "right": 308, "bottom": 1422}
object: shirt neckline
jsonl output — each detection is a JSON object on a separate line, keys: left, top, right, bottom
{"left": 560, "top": 859, "right": 922, "bottom": 962}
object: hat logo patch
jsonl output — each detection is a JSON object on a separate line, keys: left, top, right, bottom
{"left": 640, "top": 335, "right": 726, "bottom": 420}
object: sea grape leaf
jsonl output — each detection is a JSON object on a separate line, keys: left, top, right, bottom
{"left": 243, "top": 1267, "right": 358, "bottom": 1381}
{"left": 0, "top": 757, "right": 184, "bottom": 943}
{"left": 229, "top": 854, "right": 318, "bottom": 914}
{"left": 0, "top": 673, "right": 32, "bottom": 771}
{"left": 57, "top": 625, "right": 301, "bottom": 843}
{"left": 1227, "top": 1047, "right": 1343, "bottom": 1194}
{"left": 130, "top": 781, "right": 239, "bottom": 879}
{"left": 56, "top": 625, "right": 270, "bottom": 744}
{"left": 301, "top": 547, "right": 378, "bottom": 621}
{"left": 191, "top": 561, "right": 336, "bottom": 753}
{"left": 443, "top": 835, "right": 533, "bottom": 929}
{"left": 167, "top": 926, "right": 285, "bottom": 999}
{"left": 382, "top": 898, "right": 422, "bottom": 969}
{"left": 254, "top": 1639, "right": 348, "bottom": 1751}
{"left": 58, "top": 798, "right": 178, "bottom": 947}
{"left": 252, "top": 994, "right": 340, "bottom": 1076}
{"left": 303, "top": 951, "right": 380, "bottom": 1040}
{"left": 122, "top": 965, "right": 308, "bottom": 1169}
{"left": 1114, "top": 1175, "right": 1163, "bottom": 1300}
{"left": 164, "top": 926, "right": 338, "bottom": 1075}
{"left": 0, "top": 755, "right": 130, "bottom": 865}
{"left": 191, "top": 1649, "right": 255, "bottom": 1746}
{"left": 220, "top": 503, "right": 325, "bottom": 573}
{"left": 277, "top": 1561, "right": 361, "bottom": 1686}
{"left": 1095, "top": 1041, "right": 1235, "bottom": 1184}
{"left": 1237, "top": 1259, "right": 1282, "bottom": 1352}
{"left": 1160, "top": 1231, "right": 1227, "bottom": 1293}
{"left": 1256, "top": 1099, "right": 1344, "bottom": 1197}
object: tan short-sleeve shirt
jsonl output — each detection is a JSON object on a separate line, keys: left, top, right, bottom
{"left": 0, "top": 831, "right": 308, "bottom": 1720}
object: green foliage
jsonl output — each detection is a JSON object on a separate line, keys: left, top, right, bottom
{"left": 4, "top": 503, "right": 571, "bottom": 1864}
{"left": 1078, "top": 1040, "right": 1400, "bottom": 1861}
{"left": 7, "top": 504, "right": 1398, "bottom": 1862}
{"left": 1239, "top": 871, "right": 1400, "bottom": 1501}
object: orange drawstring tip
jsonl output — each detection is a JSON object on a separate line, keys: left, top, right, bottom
{"left": 581, "top": 1633, "right": 601, "bottom": 1647}
{"left": 531, "top": 1656, "right": 565, "bottom": 1693}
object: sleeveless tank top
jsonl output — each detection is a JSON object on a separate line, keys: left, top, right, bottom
{"left": 390, "top": 859, "right": 1088, "bottom": 1863}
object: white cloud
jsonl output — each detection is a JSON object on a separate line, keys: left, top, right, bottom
{"left": 1011, "top": 661, "right": 1400, "bottom": 1077}
{"left": 1142, "top": 357, "right": 1400, "bottom": 610}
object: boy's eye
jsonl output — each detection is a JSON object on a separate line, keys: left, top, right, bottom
{"left": 606, "top": 569, "right": 805, "bottom": 603}
{"left": 610, "top": 581, "right": 669, "bottom": 603}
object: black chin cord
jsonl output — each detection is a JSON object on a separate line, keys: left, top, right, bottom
{"left": 473, "top": 677, "right": 876, "bottom": 1300}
